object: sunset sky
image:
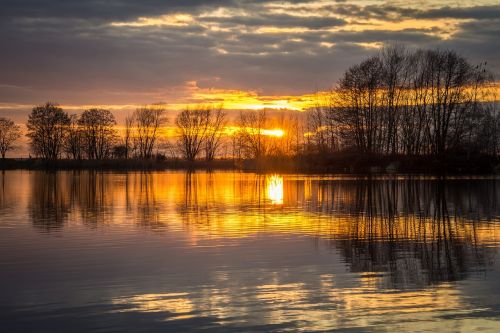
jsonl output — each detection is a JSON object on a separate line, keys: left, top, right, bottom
{"left": 0, "top": 0, "right": 499, "bottom": 122}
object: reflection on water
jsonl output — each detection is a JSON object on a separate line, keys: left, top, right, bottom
{"left": 266, "top": 175, "right": 283, "bottom": 205}
{"left": 113, "top": 293, "right": 195, "bottom": 320}
{"left": 0, "top": 171, "right": 499, "bottom": 332}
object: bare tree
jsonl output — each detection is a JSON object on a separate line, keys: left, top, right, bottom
{"left": 334, "top": 56, "right": 384, "bottom": 154}
{"left": 64, "top": 114, "right": 84, "bottom": 160}
{"left": 380, "top": 45, "right": 408, "bottom": 155}
{"left": 175, "top": 106, "right": 210, "bottom": 161}
{"left": 78, "top": 108, "right": 117, "bottom": 159}
{"left": 238, "top": 109, "right": 268, "bottom": 159}
{"left": 275, "top": 111, "right": 302, "bottom": 156}
{"left": 305, "top": 93, "right": 341, "bottom": 154}
{"left": 133, "top": 104, "right": 168, "bottom": 159}
{"left": 124, "top": 114, "right": 134, "bottom": 159}
{"left": 400, "top": 49, "right": 430, "bottom": 155}
{"left": 204, "top": 105, "right": 227, "bottom": 161}
{"left": 26, "top": 102, "right": 70, "bottom": 159}
{"left": 0, "top": 117, "right": 21, "bottom": 159}
{"left": 318, "top": 46, "right": 493, "bottom": 157}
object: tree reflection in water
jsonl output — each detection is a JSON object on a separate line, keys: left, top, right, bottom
{"left": 27, "top": 172, "right": 498, "bottom": 289}
{"left": 30, "top": 171, "right": 71, "bottom": 232}
{"left": 307, "top": 178, "right": 498, "bottom": 289}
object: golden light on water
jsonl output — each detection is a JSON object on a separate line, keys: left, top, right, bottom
{"left": 112, "top": 293, "right": 195, "bottom": 320}
{"left": 12, "top": 171, "right": 497, "bottom": 246}
{"left": 266, "top": 175, "right": 284, "bottom": 205}
{"left": 3, "top": 171, "right": 500, "bottom": 331}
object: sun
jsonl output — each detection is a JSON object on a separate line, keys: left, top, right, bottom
{"left": 262, "top": 129, "right": 285, "bottom": 137}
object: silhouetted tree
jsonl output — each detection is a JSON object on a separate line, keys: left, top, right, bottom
{"left": 310, "top": 46, "right": 494, "bottom": 157}
{"left": 336, "top": 56, "right": 384, "bottom": 154}
{"left": 176, "top": 106, "right": 210, "bottom": 161}
{"left": 133, "top": 104, "right": 168, "bottom": 158}
{"left": 0, "top": 117, "right": 21, "bottom": 159}
{"left": 271, "top": 111, "right": 303, "bottom": 156}
{"left": 123, "top": 114, "right": 134, "bottom": 159}
{"left": 204, "top": 105, "right": 227, "bottom": 161}
{"left": 112, "top": 144, "right": 128, "bottom": 158}
{"left": 238, "top": 109, "right": 268, "bottom": 159}
{"left": 64, "top": 114, "right": 84, "bottom": 160}
{"left": 26, "top": 102, "right": 70, "bottom": 159}
{"left": 78, "top": 108, "right": 117, "bottom": 159}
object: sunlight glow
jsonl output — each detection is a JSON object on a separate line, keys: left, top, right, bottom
{"left": 261, "top": 129, "right": 284, "bottom": 137}
{"left": 110, "top": 14, "right": 194, "bottom": 27}
{"left": 112, "top": 293, "right": 194, "bottom": 320}
{"left": 266, "top": 175, "right": 284, "bottom": 205}
{"left": 221, "top": 126, "right": 285, "bottom": 137}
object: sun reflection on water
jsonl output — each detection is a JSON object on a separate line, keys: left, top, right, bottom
{"left": 266, "top": 175, "right": 284, "bottom": 205}
{"left": 112, "top": 293, "right": 195, "bottom": 320}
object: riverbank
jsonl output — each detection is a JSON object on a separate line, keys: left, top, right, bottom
{"left": 1, "top": 154, "right": 499, "bottom": 174}
{"left": 0, "top": 158, "right": 236, "bottom": 171}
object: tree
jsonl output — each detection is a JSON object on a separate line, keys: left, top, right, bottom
{"left": 133, "top": 104, "right": 168, "bottom": 158}
{"left": 26, "top": 102, "right": 70, "bottom": 159}
{"left": 332, "top": 56, "right": 385, "bottom": 154}
{"left": 0, "top": 117, "right": 21, "bottom": 159}
{"left": 423, "top": 50, "right": 489, "bottom": 155}
{"left": 175, "top": 104, "right": 227, "bottom": 161}
{"left": 204, "top": 105, "right": 227, "bottom": 161}
{"left": 380, "top": 45, "right": 408, "bottom": 155}
{"left": 238, "top": 109, "right": 268, "bottom": 159}
{"left": 112, "top": 144, "right": 128, "bottom": 159}
{"left": 273, "top": 111, "right": 302, "bottom": 157}
{"left": 78, "top": 108, "right": 117, "bottom": 159}
{"left": 123, "top": 114, "right": 134, "bottom": 159}
{"left": 318, "top": 46, "right": 493, "bottom": 157}
{"left": 64, "top": 114, "right": 84, "bottom": 160}
{"left": 305, "top": 94, "right": 340, "bottom": 155}
{"left": 175, "top": 106, "right": 210, "bottom": 161}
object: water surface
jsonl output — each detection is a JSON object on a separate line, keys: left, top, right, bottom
{"left": 1, "top": 171, "right": 499, "bottom": 332}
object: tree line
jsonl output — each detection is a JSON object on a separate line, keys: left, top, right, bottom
{"left": 0, "top": 46, "right": 497, "bottom": 162}
{"left": 306, "top": 46, "right": 497, "bottom": 157}
{"left": 18, "top": 102, "right": 233, "bottom": 161}
{"left": 0, "top": 102, "right": 302, "bottom": 161}
{"left": 25, "top": 103, "right": 170, "bottom": 160}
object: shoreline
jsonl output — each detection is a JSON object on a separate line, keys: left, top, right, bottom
{"left": 1, "top": 154, "right": 499, "bottom": 174}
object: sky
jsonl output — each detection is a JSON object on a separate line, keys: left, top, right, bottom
{"left": 0, "top": 0, "right": 499, "bottom": 123}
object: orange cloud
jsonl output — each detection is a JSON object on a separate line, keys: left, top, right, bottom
{"left": 166, "top": 80, "right": 328, "bottom": 111}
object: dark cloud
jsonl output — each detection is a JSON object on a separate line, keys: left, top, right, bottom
{"left": 201, "top": 13, "right": 346, "bottom": 29}
{"left": 0, "top": 0, "right": 232, "bottom": 20}
{"left": 332, "top": 4, "right": 415, "bottom": 22}
{"left": 0, "top": 0, "right": 498, "bottom": 107}
{"left": 331, "top": 4, "right": 500, "bottom": 22}
{"left": 324, "top": 29, "right": 441, "bottom": 45}
{"left": 417, "top": 5, "right": 500, "bottom": 20}
{"left": 0, "top": 0, "right": 323, "bottom": 21}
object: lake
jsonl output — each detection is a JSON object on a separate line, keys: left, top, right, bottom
{"left": 1, "top": 171, "right": 499, "bottom": 332}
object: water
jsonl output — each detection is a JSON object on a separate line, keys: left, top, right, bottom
{"left": 0, "top": 171, "right": 499, "bottom": 332}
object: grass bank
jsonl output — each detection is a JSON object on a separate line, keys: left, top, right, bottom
{"left": 1, "top": 154, "right": 499, "bottom": 174}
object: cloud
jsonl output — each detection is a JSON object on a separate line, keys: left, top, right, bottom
{"left": 199, "top": 12, "right": 347, "bottom": 29}
{"left": 0, "top": 0, "right": 498, "bottom": 108}
{"left": 416, "top": 5, "right": 500, "bottom": 20}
